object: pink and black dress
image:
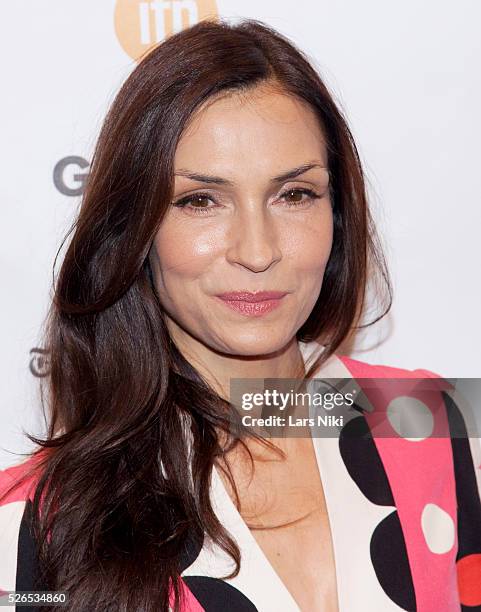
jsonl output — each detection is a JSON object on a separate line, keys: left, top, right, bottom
{"left": 1, "top": 339, "right": 480, "bottom": 611}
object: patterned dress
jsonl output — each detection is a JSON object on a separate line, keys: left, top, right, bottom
{"left": 1, "top": 339, "right": 480, "bottom": 611}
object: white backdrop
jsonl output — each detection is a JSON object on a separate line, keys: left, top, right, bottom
{"left": 1, "top": 1, "right": 480, "bottom": 469}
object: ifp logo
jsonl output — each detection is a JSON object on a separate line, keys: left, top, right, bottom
{"left": 114, "top": 0, "right": 219, "bottom": 61}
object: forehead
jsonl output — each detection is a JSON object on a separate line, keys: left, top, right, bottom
{"left": 174, "top": 85, "right": 328, "bottom": 177}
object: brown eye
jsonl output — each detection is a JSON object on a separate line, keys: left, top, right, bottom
{"left": 280, "top": 188, "right": 321, "bottom": 206}
{"left": 189, "top": 195, "right": 210, "bottom": 208}
{"left": 284, "top": 189, "right": 304, "bottom": 203}
{"left": 172, "top": 192, "right": 216, "bottom": 214}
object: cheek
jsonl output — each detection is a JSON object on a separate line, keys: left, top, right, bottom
{"left": 151, "top": 219, "right": 222, "bottom": 290}
{"left": 281, "top": 208, "right": 334, "bottom": 274}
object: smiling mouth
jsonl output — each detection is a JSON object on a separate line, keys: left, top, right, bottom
{"left": 215, "top": 290, "right": 289, "bottom": 303}
{"left": 214, "top": 292, "right": 288, "bottom": 317}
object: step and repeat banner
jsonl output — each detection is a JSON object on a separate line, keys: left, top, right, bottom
{"left": 1, "top": 1, "right": 480, "bottom": 467}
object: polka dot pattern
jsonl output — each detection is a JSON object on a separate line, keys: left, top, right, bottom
{"left": 370, "top": 511, "right": 416, "bottom": 611}
{"left": 338, "top": 356, "right": 465, "bottom": 611}
{"left": 386, "top": 396, "right": 434, "bottom": 441}
{"left": 420, "top": 503, "right": 456, "bottom": 554}
{"left": 457, "top": 553, "right": 481, "bottom": 607}
{"left": 443, "top": 391, "right": 481, "bottom": 610}
{"left": 339, "top": 415, "right": 394, "bottom": 506}
{"left": 182, "top": 576, "right": 259, "bottom": 611}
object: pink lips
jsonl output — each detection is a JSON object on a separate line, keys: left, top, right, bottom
{"left": 215, "top": 291, "right": 288, "bottom": 317}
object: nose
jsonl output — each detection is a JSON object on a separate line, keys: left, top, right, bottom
{"left": 225, "top": 201, "right": 282, "bottom": 273}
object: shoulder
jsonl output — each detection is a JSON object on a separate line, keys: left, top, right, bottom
{"left": 0, "top": 451, "right": 46, "bottom": 505}
{"left": 304, "top": 340, "right": 440, "bottom": 378}
{"left": 0, "top": 456, "right": 37, "bottom": 593}
{"left": 0, "top": 452, "right": 49, "bottom": 593}
{"left": 337, "top": 355, "right": 481, "bottom": 608}
{"left": 336, "top": 353, "right": 456, "bottom": 441}
{"left": 337, "top": 352, "right": 442, "bottom": 379}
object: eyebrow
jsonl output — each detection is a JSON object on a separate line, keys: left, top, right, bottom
{"left": 174, "top": 162, "right": 328, "bottom": 186}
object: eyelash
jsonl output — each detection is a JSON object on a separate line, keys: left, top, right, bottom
{"left": 172, "top": 188, "right": 323, "bottom": 215}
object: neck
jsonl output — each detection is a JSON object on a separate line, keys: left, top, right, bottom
{"left": 166, "top": 320, "right": 306, "bottom": 400}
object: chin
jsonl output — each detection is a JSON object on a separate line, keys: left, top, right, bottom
{"left": 217, "top": 332, "right": 292, "bottom": 357}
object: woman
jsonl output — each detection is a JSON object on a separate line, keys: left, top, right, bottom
{"left": 1, "top": 17, "right": 480, "bottom": 612}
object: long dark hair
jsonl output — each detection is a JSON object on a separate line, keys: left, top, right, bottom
{"left": 1, "top": 17, "right": 392, "bottom": 612}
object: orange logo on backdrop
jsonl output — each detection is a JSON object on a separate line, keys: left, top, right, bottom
{"left": 115, "top": 0, "right": 219, "bottom": 61}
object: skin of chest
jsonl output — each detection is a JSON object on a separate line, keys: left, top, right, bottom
{"left": 218, "top": 435, "right": 340, "bottom": 612}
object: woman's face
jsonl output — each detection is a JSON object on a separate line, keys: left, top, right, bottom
{"left": 150, "top": 83, "right": 333, "bottom": 357}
